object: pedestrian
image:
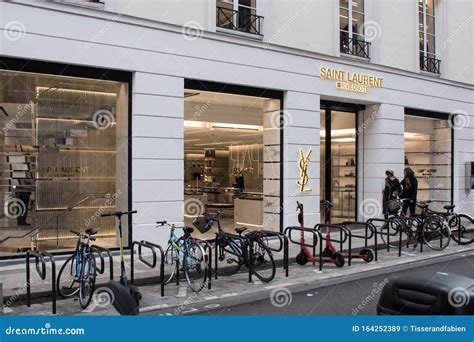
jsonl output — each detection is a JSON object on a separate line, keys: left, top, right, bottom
{"left": 400, "top": 167, "right": 418, "bottom": 216}
{"left": 382, "top": 169, "right": 401, "bottom": 219}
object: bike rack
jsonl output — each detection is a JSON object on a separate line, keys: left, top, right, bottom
{"left": 314, "top": 223, "right": 351, "bottom": 264}
{"left": 26, "top": 250, "right": 56, "bottom": 314}
{"left": 91, "top": 245, "right": 114, "bottom": 280}
{"left": 341, "top": 221, "right": 377, "bottom": 265}
{"left": 214, "top": 232, "right": 250, "bottom": 281}
{"left": 130, "top": 240, "right": 165, "bottom": 297}
{"left": 367, "top": 218, "right": 403, "bottom": 260}
{"left": 190, "top": 238, "right": 212, "bottom": 290}
{"left": 284, "top": 226, "right": 324, "bottom": 271}
{"left": 259, "top": 230, "right": 289, "bottom": 278}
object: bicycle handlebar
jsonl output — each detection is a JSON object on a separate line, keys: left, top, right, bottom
{"left": 100, "top": 210, "right": 137, "bottom": 217}
{"left": 70, "top": 230, "right": 96, "bottom": 241}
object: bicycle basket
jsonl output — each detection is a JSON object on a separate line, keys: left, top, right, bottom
{"left": 193, "top": 216, "right": 212, "bottom": 233}
{"left": 388, "top": 200, "right": 401, "bottom": 215}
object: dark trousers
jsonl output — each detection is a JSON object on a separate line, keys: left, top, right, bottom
{"left": 402, "top": 200, "right": 416, "bottom": 216}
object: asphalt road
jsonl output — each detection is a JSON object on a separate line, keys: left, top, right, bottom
{"left": 188, "top": 255, "right": 474, "bottom": 316}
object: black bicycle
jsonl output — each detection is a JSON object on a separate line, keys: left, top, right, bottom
{"left": 195, "top": 212, "right": 275, "bottom": 282}
{"left": 57, "top": 228, "right": 98, "bottom": 308}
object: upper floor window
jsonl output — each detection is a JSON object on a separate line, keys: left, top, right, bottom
{"left": 419, "top": 0, "right": 441, "bottom": 73}
{"left": 339, "top": 0, "right": 370, "bottom": 59}
{"left": 216, "top": 0, "right": 263, "bottom": 36}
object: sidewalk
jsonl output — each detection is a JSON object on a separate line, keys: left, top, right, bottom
{"left": 2, "top": 239, "right": 474, "bottom": 316}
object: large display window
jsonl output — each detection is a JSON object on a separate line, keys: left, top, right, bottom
{"left": 0, "top": 69, "right": 129, "bottom": 255}
{"left": 183, "top": 88, "right": 281, "bottom": 237}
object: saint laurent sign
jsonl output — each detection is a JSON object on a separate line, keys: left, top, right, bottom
{"left": 297, "top": 148, "right": 312, "bottom": 192}
{"left": 319, "top": 67, "right": 383, "bottom": 93}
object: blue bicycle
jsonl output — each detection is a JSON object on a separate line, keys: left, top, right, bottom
{"left": 57, "top": 229, "right": 98, "bottom": 308}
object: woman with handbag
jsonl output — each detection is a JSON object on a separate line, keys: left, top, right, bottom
{"left": 400, "top": 167, "right": 418, "bottom": 216}
{"left": 382, "top": 169, "right": 402, "bottom": 219}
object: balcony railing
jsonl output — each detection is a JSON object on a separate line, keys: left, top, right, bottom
{"left": 420, "top": 53, "right": 441, "bottom": 74}
{"left": 340, "top": 35, "right": 371, "bottom": 59}
{"left": 216, "top": 6, "right": 263, "bottom": 36}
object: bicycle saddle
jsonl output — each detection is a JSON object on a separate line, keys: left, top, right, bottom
{"left": 183, "top": 227, "right": 194, "bottom": 234}
{"left": 85, "top": 228, "right": 98, "bottom": 236}
{"left": 443, "top": 205, "right": 455, "bottom": 210}
{"left": 235, "top": 227, "right": 247, "bottom": 234}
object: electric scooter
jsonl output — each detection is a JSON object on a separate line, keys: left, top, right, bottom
{"left": 319, "top": 200, "right": 374, "bottom": 263}
{"left": 295, "top": 201, "right": 345, "bottom": 267}
{"left": 101, "top": 210, "right": 141, "bottom": 315}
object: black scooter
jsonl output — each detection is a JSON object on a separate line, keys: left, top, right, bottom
{"left": 101, "top": 210, "right": 141, "bottom": 315}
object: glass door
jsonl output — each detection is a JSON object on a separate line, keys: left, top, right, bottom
{"left": 320, "top": 108, "right": 357, "bottom": 223}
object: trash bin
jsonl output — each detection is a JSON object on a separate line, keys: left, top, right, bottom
{"left": 377, "top": 272, "right": 474, "bottom": 315}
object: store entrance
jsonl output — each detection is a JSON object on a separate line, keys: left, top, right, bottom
{"left": 320, "top": 105, "right": 358, "bottom": 223}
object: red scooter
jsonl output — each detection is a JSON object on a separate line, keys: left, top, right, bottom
{"left": 295, "top": 201, "right": 345, "bottom": 267}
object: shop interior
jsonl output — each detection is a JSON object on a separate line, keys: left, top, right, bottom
{"left": 0, "top": 70, "right": 128, "bottom": 254}
{"left": 184, "top": 90, "right": 280, "bottom": 237}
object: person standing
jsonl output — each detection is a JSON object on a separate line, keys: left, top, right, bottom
{"left": 382, "top": 169, "right": 401, "bottom": 219}
{"left": 400, "top": 167, "right": 418, "bottom": 216}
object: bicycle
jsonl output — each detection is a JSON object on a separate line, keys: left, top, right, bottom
{"left": 57, "top": 228, "right": 98, "bottom": 309}
{"left": 197, "top": 212, "right": 276, "bottom": 282}
{"left": 157, "top": 221, "right": 207, "bottom": 293}
{"left": 434, "top": 204, "right": 473, "bottom": 245}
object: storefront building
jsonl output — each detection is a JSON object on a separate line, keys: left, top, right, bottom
{"left": 0, "top": 0, "right": 472, "bottom": 254}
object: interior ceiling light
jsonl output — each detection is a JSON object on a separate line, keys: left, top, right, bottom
{"left": 320, "top": 128, "right": 356, "bottom": 138}
{"left": 211, "top": 122, "right": 263, "bottom": 131}
{"left": 332, "top": 138, "right": 356, "bottom": 143}
{"left": 184, "top": 120, "right": 208, "bottom": 128}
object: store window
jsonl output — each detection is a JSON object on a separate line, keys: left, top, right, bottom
{"left": 404, "top": 115, "right": 452, "bottom": 211}
{"left": 183, "top": 89, "right": 280, "bottom": 237}
{"left": 216, "top": 0, "right": 263, "bottom": 35}
{"left": 320, "top": 108, "right": 357, "bottom": 223}
{"left": 339, "top": 0, "right": 370, "bottom": 58}
{"left": 419, "top": 0, "right": 440, "bottom": 73}
{"left": 0, "top": 70, "right": 129, "bottom": 255}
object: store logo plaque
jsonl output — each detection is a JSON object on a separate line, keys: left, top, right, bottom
{"left": 297, "top": 148, "right": 312, "bottom": 192}
{"left": 319, "top": 67, "right": 383, "bottom": 93}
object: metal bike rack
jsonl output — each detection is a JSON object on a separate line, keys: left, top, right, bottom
{"left": 314, "top": 223, "right": 351, "bottom": 263}
{"left": 259, "top": 230, "right": 289, "bottom": 278}
{"left": 26, "top": 250, "right": 56, "bottom": 314}
{"left": 190, "top": 238, "right": 212, "bottom": 290}
{"left": 367, "top": 218, "right": 403, "bottom": 260}
{"left": 341, "top": 221, "right": 377, "bottom": 265}
{"left": 91, "top": 245, "right": 114, "bottom": 280}
{"left": 130, "top": 240, "right": 165, "bottom": 297}
{"left": 214, "top": 232, "right": 250, "bottom": 281}
{"left": 284, "top": 226, "right": 324, "bottom": 271}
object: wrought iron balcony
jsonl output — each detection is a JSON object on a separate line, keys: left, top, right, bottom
{"left": 340, "top": 35, "right": 371, "bottom": 59}
{"left": 216, "top": 6, "right": 263, "bottom": 36}
{"left": 420, "top": 53, "right": 441, "bottom": 74}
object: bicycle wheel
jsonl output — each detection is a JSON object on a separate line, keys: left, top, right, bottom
{"left": 216, "top": 236, "right": 242, "bottom": 276}
{"left": 247, "top": 239, "right": 275, "bottom": 282}
{"left": 184, "top": 241, "right": 207, "bottom": 293}
{"left": 378, "top": 219, "right": 401, "bottom": 248}
{"left": 450, "top": 214, "right": 474, "bottom": 245}
{"left": 57, "top": 254, "right": 79, "bottom": 297}
{"left": 79, "top": 254, "right": 97, "bottom": 309}
{"left": 422, "top": 215, "right": 451, "bottom": 250}
{"left": 163, "top": 243, "right": 178, "bottom": 284}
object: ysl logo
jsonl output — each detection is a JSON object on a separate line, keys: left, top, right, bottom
{"left": 297, "top": 148, "right": 312, "bottom": 192}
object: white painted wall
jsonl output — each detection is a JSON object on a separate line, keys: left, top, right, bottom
{"left": 0, "top": 1, "right": 472, "bottom": 247}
